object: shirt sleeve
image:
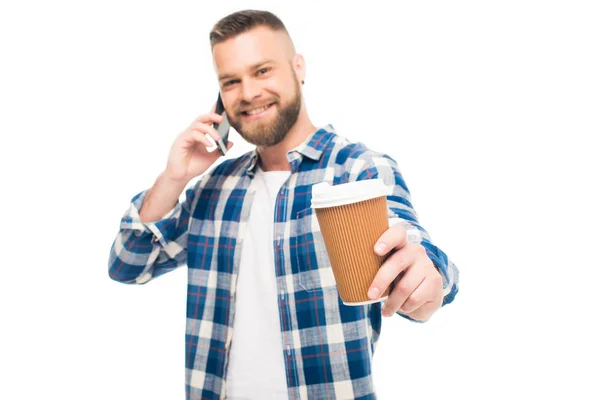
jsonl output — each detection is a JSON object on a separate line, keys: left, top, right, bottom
{"left": 351, "top": 149, "right": 460, "bottom": 315}
{"left": 108, "top": 180, "right": 201, "bottom": 284}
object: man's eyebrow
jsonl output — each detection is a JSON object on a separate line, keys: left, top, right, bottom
{"left": 218, "top": 60, "right": 276, "bottom": 81}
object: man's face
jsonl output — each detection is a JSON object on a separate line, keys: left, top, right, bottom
{"left": 212, "top": 27, "right": 302, "bottom": 147}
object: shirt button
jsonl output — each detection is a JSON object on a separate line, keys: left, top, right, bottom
{"left": 280, "top": 289, "right": 284, "bottom": 299}
{"left": 286, "top": 345, "right": 291, "bottom": 355}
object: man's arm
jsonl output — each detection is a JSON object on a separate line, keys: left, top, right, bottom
{"left": 343, "top": 146, "right": 459, "bottom": 314}
{"left": 107, "top": 173, "right": 203, "bottom": 284}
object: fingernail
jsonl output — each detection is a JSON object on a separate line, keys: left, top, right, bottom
{"left": 368, "top": 287, "right": 380, "bottom": 300}
{"left": 375, "top": 243, "right": 386, "bottom": 255}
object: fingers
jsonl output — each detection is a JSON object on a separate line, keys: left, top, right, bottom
{"left": 374, "top": 225, "right": 407, "bottom": 257}
{"left": 398, "top": 275, "right": 441, "bottom": 315}
{"left": 183, "top": 113, "right": 225, "bottom": 148}
{"left": 398, "top": 274, "right": 443, "bottom": 321}
{"left": 381, "top": 262, "right": 426, "bottom": 317}
{"left": 368, "top": 245, "right": 416, "bottom": 300}
{"left": 184, "top": 128, "right": 234, "bottom": 154}
{"left": 195, "top": 112, "right": 224, "bottom": 126}
{"left": 190, "top": 121, "right": 222, "bottom": 144}
{"left": 402, "top": 297, "right": 441, "bottom": 322}
{"left": 381, "top": 256, "right": 444, "bottom": 319}
{"left": 184, "top": 130, "right": 213, "bottom": 148}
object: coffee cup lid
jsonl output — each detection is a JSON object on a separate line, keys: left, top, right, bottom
{"left": 311, "top": 179, "right": 391, "bottom": 208}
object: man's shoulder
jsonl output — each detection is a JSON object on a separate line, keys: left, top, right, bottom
{"left": 327, "top": 132, "right": 392, "bottom": 167}
{"left": 325, "top": 130, "right": 404, "bottom": 187}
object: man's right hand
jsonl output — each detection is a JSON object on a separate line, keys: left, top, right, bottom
{"left": 164, "top": 111, "right": 234, "bottom": 184}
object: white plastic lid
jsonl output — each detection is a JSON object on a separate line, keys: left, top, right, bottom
{"left": 311, "top": 179, "right": 391, "bottom": 208}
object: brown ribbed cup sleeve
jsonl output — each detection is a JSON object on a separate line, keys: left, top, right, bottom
{"left": 314, "top": 196, "right": 390, "bottom": 304}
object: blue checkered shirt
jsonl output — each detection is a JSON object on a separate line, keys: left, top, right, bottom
{"left": 109, "top": 125, "right": 459, "bottom": 399}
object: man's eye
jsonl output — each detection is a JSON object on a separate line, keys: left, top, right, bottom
{"left": 224, "top": 80, "right": 238, "bottom": 87}
{"left": 257, "top": 67, "right": 270, "bottom": 75}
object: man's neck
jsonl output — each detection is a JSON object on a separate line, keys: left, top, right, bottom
{"left": 257, "top": 113, "right": 316, "bottom": 172}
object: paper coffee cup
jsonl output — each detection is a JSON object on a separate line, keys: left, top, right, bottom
{"left": 311, "top": 179, "right": 392, "bottom": 305}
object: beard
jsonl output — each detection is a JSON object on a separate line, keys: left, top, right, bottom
{"left": 228, "top": 80, "right": 302, "bottom": 147}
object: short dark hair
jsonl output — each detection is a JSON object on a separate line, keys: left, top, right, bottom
{"left": 209, "top": 10, "right": 289, "bottom": 48}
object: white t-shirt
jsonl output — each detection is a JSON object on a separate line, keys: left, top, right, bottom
{"left": 225, "top": 166, "right": 291, "bottom": 400}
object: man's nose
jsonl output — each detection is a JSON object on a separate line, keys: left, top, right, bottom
{"left": 240, "top": 79, "right": 261, "bottom": 103}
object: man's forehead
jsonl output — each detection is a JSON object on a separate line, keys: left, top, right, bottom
{"left": 212, "top": 27, "right": 293, "bottom": 74}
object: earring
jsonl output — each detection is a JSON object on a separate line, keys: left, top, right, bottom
{"left": 302, "top": 80, "right": 305, "bottom": 85}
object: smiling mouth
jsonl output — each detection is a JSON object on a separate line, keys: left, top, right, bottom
{"left": 241, "top": 103, "right": 274, "bottom": 116}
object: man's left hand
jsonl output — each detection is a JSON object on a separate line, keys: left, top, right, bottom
{"left": 368, "top": 225, "right": 444, "bottom": 321}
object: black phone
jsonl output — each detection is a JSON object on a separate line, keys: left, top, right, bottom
{"left": 213, "top": 93, "right": 230, "bottom": 156}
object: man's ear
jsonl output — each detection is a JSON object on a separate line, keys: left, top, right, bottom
{"left": 293, "top": 53, "right": 306, "bottom": 85}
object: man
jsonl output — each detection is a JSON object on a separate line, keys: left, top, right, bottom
{"left": 109, "top": 9, "right": 459, "bottom": 400}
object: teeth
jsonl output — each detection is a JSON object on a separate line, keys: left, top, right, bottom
{"left": 246, "top": 105, "right": 269, "bottom": 115}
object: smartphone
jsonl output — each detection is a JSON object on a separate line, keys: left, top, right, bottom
{"left": 213, "top": 93, "right": 230, "bottom": 156}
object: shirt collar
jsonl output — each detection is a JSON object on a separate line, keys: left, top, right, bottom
{"left": 245, "top": 124, "right": 337, "bottom": 176}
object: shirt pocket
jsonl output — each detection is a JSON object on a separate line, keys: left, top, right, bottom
{"left": 293, "top": 207, "right": 338, "bottom": 291}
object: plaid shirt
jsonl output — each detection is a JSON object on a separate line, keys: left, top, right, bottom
{"left": 109, "top": 125, "right": 459, "bottom": 399}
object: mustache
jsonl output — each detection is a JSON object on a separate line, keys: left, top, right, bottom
{"left": 235, "top": 98, "right": 279, "bottom": 115}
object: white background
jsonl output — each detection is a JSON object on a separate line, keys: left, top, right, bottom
{"left": 1, "top": 1, "right": 599, "bottom": 399}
